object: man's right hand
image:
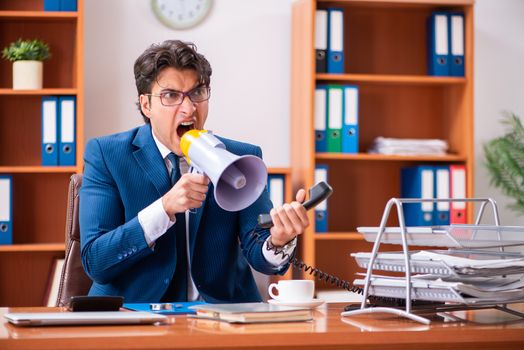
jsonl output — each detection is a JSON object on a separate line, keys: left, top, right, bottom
{"left": 162, "top": 173, "right": 210, "bottom": 219}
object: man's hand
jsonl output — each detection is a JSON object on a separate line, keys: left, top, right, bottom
{"left": 162, "top": 173, "right": 210, "bottom": 219}
{"left": 269, "top": 189, "right": 309, "bottom": 247}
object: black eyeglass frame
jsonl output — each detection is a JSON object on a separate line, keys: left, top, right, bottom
{"left": 144, "top": 86, "right": 211, "bottom": 106}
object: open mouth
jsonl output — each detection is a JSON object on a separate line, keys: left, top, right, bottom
{"left": 177, "top": 121, "right": 195, "bottom": 138}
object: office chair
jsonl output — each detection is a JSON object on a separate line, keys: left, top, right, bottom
{"left": 56, "top": 174, "right": 92, "bottom": 307}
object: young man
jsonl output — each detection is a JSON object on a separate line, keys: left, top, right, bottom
{"left": 79, "top": 40, "right": 309, "bottom": 303}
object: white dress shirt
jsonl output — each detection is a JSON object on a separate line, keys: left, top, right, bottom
{"left": 137, "top": 131, "right": 294, "bottom": 301}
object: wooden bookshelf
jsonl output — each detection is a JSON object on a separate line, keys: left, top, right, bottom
{"left": 0, "top": 166, "right": 77, "bottom": 173}
{"left": 291, "top": 0, "right": 474, "bottom": 292}
{"left": 0, "top": 0, "right": 83, "bottom": 306}
{"left": 0, "top": 88, "right": 78, "bottom": 95}
{"left": 317, "top": 73, "right": 466, "bottom": 85}
{"left": 0, "top": 243, "right": 65, "bottom": 252}
{"left": 0, "top": 11, "right": 78, "bottom": 19}
{"left": 314, "top": 233, "right": 363, "bottom": 240}
{"left": 316, "top": 153, "right": 467, "bottom": 161}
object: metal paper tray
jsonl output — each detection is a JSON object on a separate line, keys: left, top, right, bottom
{"left": 351, "top": 250, "right": 524, "bottom": 278}
{"left": 357, "top": 225, "right": 524, "bottom": 248}
{"left": 353, "top": 278, "right": 524, "bottom": 305}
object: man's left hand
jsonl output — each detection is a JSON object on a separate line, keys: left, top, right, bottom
{"left": 269, "top": 189, "right": 309, "bottom": 247}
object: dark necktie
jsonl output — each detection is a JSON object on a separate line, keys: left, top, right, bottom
{"left": 162, "top": 153, "right": 188, "bottom": 301}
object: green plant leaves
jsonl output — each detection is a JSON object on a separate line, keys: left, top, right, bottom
{"left": 484, "top": 112, "right": 524, "bottom": 213}
{"left": 2, "top": 38, "right": 51, "bottom": 62}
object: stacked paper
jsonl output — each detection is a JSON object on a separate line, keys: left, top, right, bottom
{"left": 368, "top": 137, "right": 448, "bottom": 156}
{"left": 353, "top": 275, "right": 524, "bottom": 304}
{"left": 352, "top": 250, "right": 524, "bottom": 279}
{"left": 352, "top": 249, "right": 524, "bottom": 304}
{"left": 357, "top": 225, "right": 524, "bottom": 248}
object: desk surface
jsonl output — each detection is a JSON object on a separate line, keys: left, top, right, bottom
{"left": 1, "top": 304, "right": 524, "bottom": 350}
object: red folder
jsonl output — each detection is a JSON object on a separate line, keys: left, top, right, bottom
{"left": 450, "top": 165, "right": 466, "bottom": 224}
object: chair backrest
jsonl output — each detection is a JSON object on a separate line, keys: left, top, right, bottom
{"left": 56, "top": 174, "right": 92, "bottom": 306}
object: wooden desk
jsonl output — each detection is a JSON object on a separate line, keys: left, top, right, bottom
{"left": 1, "top": 304, "right": 524, "bottom": 350}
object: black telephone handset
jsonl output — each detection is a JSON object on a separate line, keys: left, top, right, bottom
{"left": 252, "top": 181, "right": 415, "bottom": 306}
{"left": 257, "top": 181, "right": 333, "bottom": 229}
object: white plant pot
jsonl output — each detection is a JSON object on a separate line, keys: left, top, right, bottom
{"left": 12, "top": 60, "right": 43, "bottom": 90}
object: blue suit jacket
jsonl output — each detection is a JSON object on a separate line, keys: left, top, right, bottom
{"left": 79, "top": 124, "right": 287, "bottom": 303}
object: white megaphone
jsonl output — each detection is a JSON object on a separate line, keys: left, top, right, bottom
{"left": 180, "top": 130, "right": 267, "bottom": 212}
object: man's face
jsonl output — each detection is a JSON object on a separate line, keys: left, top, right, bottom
{"left": 139, "top": 67, "right": 209, "bottom": 156}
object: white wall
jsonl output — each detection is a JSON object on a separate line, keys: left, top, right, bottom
{"left": 84, "top": 0, "right": 291, "bottom": 166}
{"left": 86, "top": 0, "right": 524, "bottom": 223}
{"left": 475, "top": 0, "right": 524, "bottom": 225}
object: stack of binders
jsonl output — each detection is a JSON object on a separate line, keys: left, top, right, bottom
{"left": 315, "top": 84, "right": 359, "bottom": 154}
{"left": 0, "top": 176, "right": 12, "bottom": 245}
{"left": 41, "top": 96, "right": 77, "bottom": 166}
{"left": 401, "top": 164, "right": 466, "bottom": 226}
{"left": 315, "top": 8, "right": 345, "bottom": 74}
{"left": 43, "top": 0, "right": 77, "bottom": 11}
{"left": 427, "top": 11, "right": 465, "bottom": 76}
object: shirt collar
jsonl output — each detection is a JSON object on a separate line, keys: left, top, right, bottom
{"left": 151, "top": 129, "right": 172, "bottom": 160}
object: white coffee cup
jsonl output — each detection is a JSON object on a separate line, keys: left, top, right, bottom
{"left": 268, "top": 280, "right": 314, "bottom": 302}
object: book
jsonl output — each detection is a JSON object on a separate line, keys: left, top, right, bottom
{"left": 188, "top": 302, "right": 313, "bottom": 324}
{"left": 189, "top": 317, "right": 316, "bottom": 334}
{"left": 44, "top": 258, "right": 65, "bottom": 307}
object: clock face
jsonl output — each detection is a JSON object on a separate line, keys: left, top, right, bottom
{"left": 151, "top": 0, "right": 213, "bottom": 30}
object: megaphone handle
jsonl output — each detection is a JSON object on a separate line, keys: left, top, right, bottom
{"left": 257, "top": 181, "right": 333, "bottom": 229}
{"left": 187, "top": 166, "right": 203, "bottom": 214}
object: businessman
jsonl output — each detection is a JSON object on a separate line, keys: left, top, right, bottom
{"left": 79, "top": 40, "right": 309, "bottom": 303}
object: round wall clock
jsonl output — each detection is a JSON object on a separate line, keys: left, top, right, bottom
{"left": 151, "top": 0, "right": 213, "bottom": 30}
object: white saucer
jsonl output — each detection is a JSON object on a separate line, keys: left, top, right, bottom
{"left": 268, "top": 298, "right": 325, "bottom": 308}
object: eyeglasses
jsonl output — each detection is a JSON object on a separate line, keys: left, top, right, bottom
{"left": 145, "top": 86, "right": 210, "bottom": 106}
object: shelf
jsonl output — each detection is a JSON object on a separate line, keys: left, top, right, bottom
{"left": 316, "top": 153, "right": 467, "bottom": 162}
{"left": 0, "top": 88, "right": 77, "bottom": 95}
{"left": 0, "top": 11, "right": 77, "bottom": 19}
{"left": 0, "top": 166, "right": 77, "bottom": 173}
{"left": 316, "top": 73, "right": 466, "bottom": 85}
{"left": 315, "top": 233, "right": 364, "bottom": 240}
{"left": 317, "top": 0, "right": 474, "bottom": 7}
{"left": 268, "top": 167, "right": 292, "bottom": 174}
{"left": 0, "top": 243, "right": 65, "bottom": 252}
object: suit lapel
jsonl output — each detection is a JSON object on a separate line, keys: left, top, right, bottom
{"left": 132, "top": 124, "right": 171, "bottom": 196}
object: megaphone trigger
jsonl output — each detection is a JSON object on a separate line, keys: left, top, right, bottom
{"left": 189, "top": 165, "right": 201, "bottom": 176}
{"left": 187, "top": 166, "right": 204, "bottom": 214}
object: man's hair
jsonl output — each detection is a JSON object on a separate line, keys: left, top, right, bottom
{"left": 134, "top": 40, "right": 212, "bottom": 123}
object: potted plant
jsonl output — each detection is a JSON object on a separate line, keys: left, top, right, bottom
{"left": 2, "top": 38, "right": 51, "bottom": 90}
{"left": 484, "top": 112, "right": 524, "bottom": 212}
